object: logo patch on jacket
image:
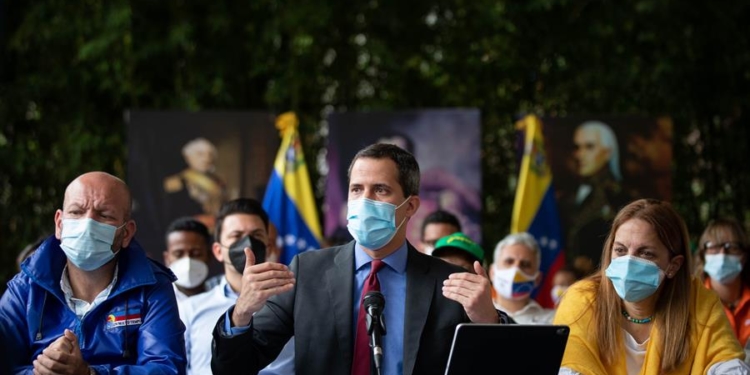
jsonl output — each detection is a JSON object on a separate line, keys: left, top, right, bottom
{"left": 106, "top": 308, "right": 142, "bottom": 329}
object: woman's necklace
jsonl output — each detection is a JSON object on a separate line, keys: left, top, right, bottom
{"left": 622, "top": 309, "right": 653, "bottom": 324}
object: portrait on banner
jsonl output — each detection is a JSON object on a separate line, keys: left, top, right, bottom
{"left": 542, "top": 116, "right": 673, "bottom": 276}
{"left": 126, "top": 110, "right": 278, "bottom": 262}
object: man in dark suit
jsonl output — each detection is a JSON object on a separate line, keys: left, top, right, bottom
{"left": 211, "top": 143, "right": 510, "bottom": 375}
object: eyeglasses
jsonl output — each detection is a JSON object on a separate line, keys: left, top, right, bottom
{"left": 704, "top": 241, "right": 744, "bottom": 255}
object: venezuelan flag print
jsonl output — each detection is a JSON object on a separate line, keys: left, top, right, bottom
{"left": 511, "top": 115, "right": 565, "bottom": 309}
{"left": 510, "top": 276, "right": 537, "bottom": 299}
{"left": 262, "top": 112, "right": 323, "bottom": 265}
{"left": 105, "top": 308, "right": 142, "bottom": 329}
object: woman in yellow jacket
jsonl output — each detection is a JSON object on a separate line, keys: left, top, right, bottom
{"left": 554, "top": 199, "right": 748, "bottom": 375}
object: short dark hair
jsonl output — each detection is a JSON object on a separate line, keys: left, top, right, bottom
{"left": 347, "top": 143, "right": 420, "bottom": 197}
{"left": 166, "top": 216, "right": 211, "bottom": 246}
{"left": 421, "top": 210, "right": 462, "bottom": 240}
{"left": 214, "top": 198, "right": 269, "bottom": 242}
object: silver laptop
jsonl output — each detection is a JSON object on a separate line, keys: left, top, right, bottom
{"left": 444, "top": 323, "right": 570, "bottom": 375}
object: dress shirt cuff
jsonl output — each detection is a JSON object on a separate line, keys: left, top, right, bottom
{"left": 222, "top": 307, "right": 252, "bottom": 336}
{"left": 707, "top": 359, "right": 750, "bottom": 375}
{"left": 558, "top": 367, "right": 581, "bottom": 375}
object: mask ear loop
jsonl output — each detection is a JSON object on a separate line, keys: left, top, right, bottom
{"left": 393, "top": 196, "right": 412, "bottom": 229}
{"left": 394, "top": 196, "right": 411, "bottom": 210}
{"left": 111, "top": 221, "right": 129, "bottom": 252}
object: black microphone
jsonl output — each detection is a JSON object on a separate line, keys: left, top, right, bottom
{"left": 363, "top": 291, "right": 386, "bottom": 375}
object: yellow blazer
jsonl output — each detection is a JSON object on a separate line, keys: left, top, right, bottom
{"left": 553, "top": 278, "right": 744, "bottom": 375}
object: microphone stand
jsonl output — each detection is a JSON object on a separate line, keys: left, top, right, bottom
{"left": 366, "top": 300, "right": 387, "bottom": 375}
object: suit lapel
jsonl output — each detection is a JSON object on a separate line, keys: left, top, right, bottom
{"left": 402, "top": 245, "right": 434, "bottom": 375}
{"left": 325, "top": 242, "right": 356, "bottom": 369}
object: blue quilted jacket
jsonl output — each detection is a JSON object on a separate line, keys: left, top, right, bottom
{"left": 0, "top": 236, "right": 186, "bottom": 374}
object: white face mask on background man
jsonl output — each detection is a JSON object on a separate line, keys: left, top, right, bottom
{"left": 492, "top": 266, "right": 538, "bottom": 300}
{"left": 550, "top": 285, "right": 568, "bottom": 305}
{"left": 169, "top": 257, "right": 209, "bottom": 289}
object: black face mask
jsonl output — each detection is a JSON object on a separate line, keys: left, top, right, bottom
{"left": 228, "top": 235, "right": 267, "bottom": 274}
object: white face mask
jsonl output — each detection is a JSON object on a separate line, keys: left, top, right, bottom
{"left": 550, "top": 285, "right": 568, "bottom": 305}
{"left": 170, "top": 257, "right": 209, "bottom": 289}
{"left": 492, "top": 266, "right": 538, "bottom": 300}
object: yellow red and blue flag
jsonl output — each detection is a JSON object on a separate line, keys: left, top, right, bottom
{"left": 511, "top": 115, "right": 565, "bottom": 308}
{"left": 262, "top": 112, "right": 323, "bottom": 265}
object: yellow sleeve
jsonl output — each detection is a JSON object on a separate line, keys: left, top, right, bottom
{"left": 553, "top": 281, "right": 611, "bottom": 375}
{"left": 689, "top": 279, "right": 745, "bottom": 375}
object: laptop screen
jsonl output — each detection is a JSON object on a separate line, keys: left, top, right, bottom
{"left": 444, "top": 323, "right": 570, "bottom": 375}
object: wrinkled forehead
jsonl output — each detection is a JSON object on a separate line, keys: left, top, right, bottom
{"left": 64, "top": 177, "right": 130, "bottom": 214}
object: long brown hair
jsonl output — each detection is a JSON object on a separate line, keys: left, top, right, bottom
{"left": 592, "top": 198, "right": 693, "bottom": 371}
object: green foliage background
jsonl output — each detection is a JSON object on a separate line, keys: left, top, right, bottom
{"left": 1, "top": 0, "right": 749, "bottom": 288}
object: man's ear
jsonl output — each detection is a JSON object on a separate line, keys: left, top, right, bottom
{"left": 121, "top": 220, "right": 137, "bottom": 248}
{"left": 405, "top": 196, "right": 420, "bottom": 218}
{"left": 54, "top": 209, "right": 63, "bottom": 239}
{"left": 212, "top": 242, "right": 224, "bottom": 262}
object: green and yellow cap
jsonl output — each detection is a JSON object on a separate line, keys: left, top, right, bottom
{"left": 432, "top": 232, "right": 484, "bottom": 263}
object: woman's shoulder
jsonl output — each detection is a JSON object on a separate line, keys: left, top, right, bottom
{"left": 566, "top": 278, "right": 599, "bottom": 301}
{"left": 691, "top": 276, "right": 724, "bottom": 321}
{"left": 554, "top": 278, "right": 599, "bottom": 325}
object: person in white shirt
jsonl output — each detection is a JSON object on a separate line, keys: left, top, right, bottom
{"left": 178, "top": 198, "right": 293, "bottom": 375}
{"left": 489, "top": 232, "right": 555, "bottom": 324}
{"left": 163, "top": 216, "right": 212, "bottom": 301}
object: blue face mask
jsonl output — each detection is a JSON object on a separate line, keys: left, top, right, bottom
{"left": 61, "top": 218, "right": 126, "bottom": 271}
{"left": 346, "top": 197, "right": 409, "bottom": 250}
{"left": 704, "top": 254, "right": 743, "bottom": 284}
{"left": 605, "top": 255, "right": 665, "bottom": 302}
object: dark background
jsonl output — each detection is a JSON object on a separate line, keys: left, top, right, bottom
{"left": 1, "top": 1, "right": 749, "bottom": 288}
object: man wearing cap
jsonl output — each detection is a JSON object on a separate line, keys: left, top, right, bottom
{"left": 432, "top": 232, "right": 484, "bottom": 272}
